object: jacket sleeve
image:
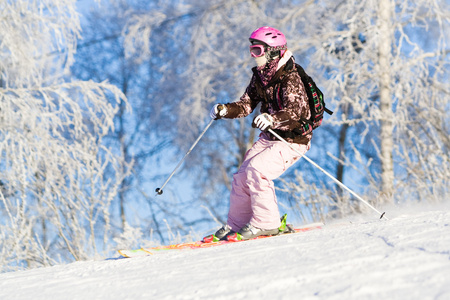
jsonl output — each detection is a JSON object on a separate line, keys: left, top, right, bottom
{"left": 270, "top": 71, "right": 310, "bottom": 131}
{"left": 223, "top": 75, "right": 261, "bottom": 119}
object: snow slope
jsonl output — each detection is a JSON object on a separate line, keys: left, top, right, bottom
{"left": 0, "top": 203, "right": 449, "bottom": 300}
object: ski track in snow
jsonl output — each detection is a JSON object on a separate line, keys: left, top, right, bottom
{"left": 0, "top": 203, "right": 449, "bottom": 300}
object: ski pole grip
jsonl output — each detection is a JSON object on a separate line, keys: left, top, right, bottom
{"left": 214, "top": 104, "right": 225, "bottom": 120}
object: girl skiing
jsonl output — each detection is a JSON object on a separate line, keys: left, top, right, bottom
{"left": 208, "top": 26, "right": 312, "bottom": 241}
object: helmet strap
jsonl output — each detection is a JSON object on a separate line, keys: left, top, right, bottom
{"left": 265, "top": 45, "right": 286, "bottom": 62}
{"left": 268, "top": 50, "right": 280, "bottom": 60}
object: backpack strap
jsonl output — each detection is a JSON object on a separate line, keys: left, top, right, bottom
{"left": 252, "top": 64, "right": 289, "bottom": 109}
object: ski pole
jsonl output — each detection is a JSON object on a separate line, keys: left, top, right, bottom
{"left": 155, "top": 105, "right": 224, "bottom": 195}
{"left": 267, "top": 128, "right": 388, "bottom": 220}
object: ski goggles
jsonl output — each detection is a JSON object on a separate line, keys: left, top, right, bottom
{"left": 249, "top": 44, "right": 266, "bottom": 57}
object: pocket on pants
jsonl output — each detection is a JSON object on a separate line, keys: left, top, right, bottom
{"left": 279, "top": 144, "right": 304, "bottom": 172}
{"left": 279, "top": 150, "right": 288, "bottom": 172}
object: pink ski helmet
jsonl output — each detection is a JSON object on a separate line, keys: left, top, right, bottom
{"left": 249, "top": 26, "right": 287, "bottom": 60}
{"left": 249, "top": 26, "right": 287, "bottom": 48}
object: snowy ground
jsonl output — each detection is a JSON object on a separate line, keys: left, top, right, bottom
{"left": 0, "top": 202, "right": 449, "bottom": 300}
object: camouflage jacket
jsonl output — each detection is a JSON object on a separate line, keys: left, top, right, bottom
{"left": 224, "top": 51, "right": 312, "bottom": 145}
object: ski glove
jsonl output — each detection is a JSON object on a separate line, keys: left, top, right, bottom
{"left": 253, "top": 113, "right": 274, "bottom": 131}
{"left": 210, "top": 104, "right": 227, "bottom": 120}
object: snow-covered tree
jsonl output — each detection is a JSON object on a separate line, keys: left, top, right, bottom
{"left": 72, "top": 0, "right": 224, "bottom": 243}
{"left": 306, "top": 0, "right": 449, "bottom": 205}
{"left": 73, "top": 0, "right": 162, "bottom": 232}
{"left": 0, "top": 0, "right": 130, "bottom": 272}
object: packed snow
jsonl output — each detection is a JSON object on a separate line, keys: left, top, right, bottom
{"left": 0, "top": 202, "right": 449, "bottom": 300}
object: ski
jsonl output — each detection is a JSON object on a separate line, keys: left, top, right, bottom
{"left": 118, "top": 222, "right": 323, "bottom": 258}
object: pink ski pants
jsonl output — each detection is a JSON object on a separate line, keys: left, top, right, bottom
{"left": 227, "top": 134, "right": 310, "bottom": 231}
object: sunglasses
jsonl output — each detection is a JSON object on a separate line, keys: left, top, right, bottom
{"left": 249, "top": 44, "right": 266, "bottom": 57}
